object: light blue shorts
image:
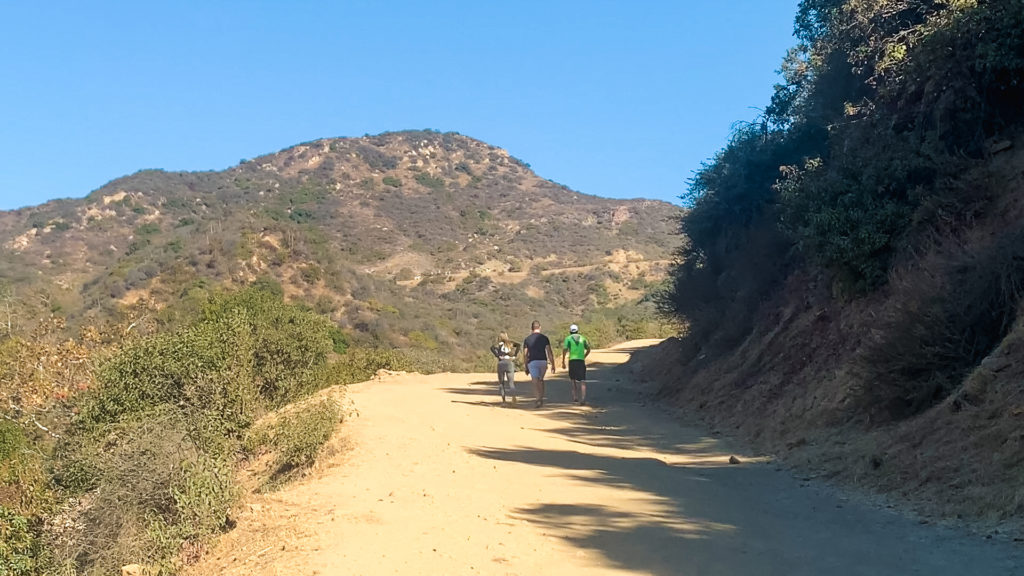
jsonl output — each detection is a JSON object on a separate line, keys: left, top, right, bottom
{"left": 527, "top": 360, "right": 548, "bottom": 379}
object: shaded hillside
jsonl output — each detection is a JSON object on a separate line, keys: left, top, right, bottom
{"left": 656, "top": 1, "right": 1024, "bottom": 532}
{"left": 0, "top": 130, "right": 679, "bottom": 365}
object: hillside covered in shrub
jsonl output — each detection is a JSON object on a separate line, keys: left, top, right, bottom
{"left": 658, "top": 0, "right": 1024, "bottom": 529}
{"left": 0, "top": 130, "right": 678, "bottom": 369}
{"left": 0, "top": 131, "right": 679, "bottom": 573}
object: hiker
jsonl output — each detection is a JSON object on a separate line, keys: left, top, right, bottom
{"left": 523, "top": 320, "right": 555, "bottom": 407}
{"left": 490, "top": 332, "right": 520, "bottom": 403}
{"left": 561, "top": 324, "right": 592, "bottom": 405}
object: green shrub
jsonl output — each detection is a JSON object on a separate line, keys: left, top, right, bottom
{"left": 0, "top": 429, "right": 51, "bottom": 523}
{"left": 126, "top": 238, "right": 150, "bottom": 255}
{"left": 408, "top": 330, "right": 439, "bottom": 350}
{"left": 0, "top": 419, "right": 26, "bottom": 463}
{"left": 382, "top": 176, "right": 402, "bottom": 188}
{"left": 289, "top": 207, "right": 315, "bottom": 224}
{"left": 55, "top": 409, "right": 237, "bottom": 575}
{"left": 134, "top": 223, "right": 161, "bottom": 236}
{"left": 0, "top": 505, "right": 44, "bottom": 576}
{"left": 414, "top": 173, "right": 445, "bottom": 191}
{"left": 56, "top": 286, "right": 340, "bottom": 572}
{"left": 251, "top": 276, "right": 284, "bottom": 298}
{"left": 776, "top": 140, "right": 924, "bottom": 291}
{"left": 319, "top": 347, "right": 452, "bottom": 384}
{"left": 299, "top": 264, "right": 323, "bottom": 284}
{"left": 169, "top": 454, "right": 237, "bottom": 538}
{"left": 328, "top": 326, "right": 349, "bottom": 355}
{"left": 199, "top": 288, "right": 334, "bottom": 406}
{"left": 81, "top": 318, "right": 259, "bottom": 441}
{"left": 271, "top": 399, "right": 340, "bottom": 475}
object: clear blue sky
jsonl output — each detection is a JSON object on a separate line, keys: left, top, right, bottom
{"left": 0, "top": 1, "right": 799, "bottom": 210}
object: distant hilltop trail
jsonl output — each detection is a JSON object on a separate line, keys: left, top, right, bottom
{"left": 0, "top": 129, "right": 681, "bottom": 365}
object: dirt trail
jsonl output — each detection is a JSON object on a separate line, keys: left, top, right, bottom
{"left": 191, "top": 340, "right": 1023, "bottom": 576}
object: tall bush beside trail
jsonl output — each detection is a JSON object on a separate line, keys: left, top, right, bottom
{"left": 200, "top": 288, "right": 334, "bottom": 406}
{"left": 776, "top": 149, "right": 919, "bottom": 291}
{"left": 772, "top": 1, "right": 1024, "bottom": 292}
{"left": 323, "top": 347, "right": 453, "bottom": 384}
{"left": 664, "top": 0, "right": 1024, "bottom": 353}
{"left": 0, "top": 420, "right": 54, "bottom": 575}
{"left": 56, "top": 410, "right": 237, "bottom": 576}
{"left": 0, "top": 420, "right": 51, "bottom": 517}
{"left": 78, "top": 286, "right": 337, "bottom": 439}
{"left": 266, "top": 399, "right": 341, "bottom": 487}
{"left": 660, "top": 122, "right": 805, "bottom": 349}
{"left": 82, "top": 285, "right": 335, "bottom": 434}
{"left": 79, "top": 314, "right": 259, "bottom": 449}
{"left": 53, "top": 286, "right": 340, "bottom": 574}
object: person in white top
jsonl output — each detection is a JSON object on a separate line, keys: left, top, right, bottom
{"left": 490, "top": 332, "right": 520, "bottom": 404}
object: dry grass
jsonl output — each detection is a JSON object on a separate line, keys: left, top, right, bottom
{"left": 851, "top": 227, "right": 1024, "bottom": 422}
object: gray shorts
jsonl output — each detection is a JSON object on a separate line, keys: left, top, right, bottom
{"left": 527, "top": 360, "right": 548, "bottom": 379}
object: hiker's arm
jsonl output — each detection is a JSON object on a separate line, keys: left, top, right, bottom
{"left": 546, "top": 345, "right": 556, "bottom": 372}
{"left": 584, "top": 341, "right": 591, "bottom": 359}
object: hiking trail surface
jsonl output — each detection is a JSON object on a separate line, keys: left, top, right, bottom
{"left": 189, "top": 340, "right": 1023, "bottom": 576}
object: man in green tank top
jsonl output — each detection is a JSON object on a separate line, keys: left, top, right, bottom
{"left": 561, "top": 324, "right": 591, "bottom": 405}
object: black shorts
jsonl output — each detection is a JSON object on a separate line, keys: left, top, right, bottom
{"left": 568, "top": 359, "right": 586, "bottom": 381}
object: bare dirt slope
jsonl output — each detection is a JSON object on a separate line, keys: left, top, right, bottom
{"left": 190, "top": 341, "right": 1023, "bottom": 576}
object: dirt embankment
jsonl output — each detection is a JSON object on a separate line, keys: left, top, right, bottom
{"left": 639, "top": 140, "right": 1024, "bottom": 538}
{"left": 635, "top": 299, "right": 1024, "bottom": 538}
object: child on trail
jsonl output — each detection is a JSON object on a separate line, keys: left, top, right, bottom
{"left": 561, "top": 324, "right": 591, "bottom": 405}
{"left": 490, "top": 332, "right": 520, "bottom": 404}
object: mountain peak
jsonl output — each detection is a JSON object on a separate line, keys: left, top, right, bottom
{"left": 0, "top": 132, "right": 680, "bottom": 363}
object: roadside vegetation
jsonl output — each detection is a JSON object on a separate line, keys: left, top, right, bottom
{"left": 658, "top": 0, "right": 1024, "bottom": 526}
{"left": 663, "top": 0, "right": 1024, "bottom": 413}
{"left": 0, "top": 284, "right": 456, "bottom": 575}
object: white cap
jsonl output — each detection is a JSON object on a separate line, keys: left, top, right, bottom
{"left": 569, "top": 324, "right": 579, "bottom": 333}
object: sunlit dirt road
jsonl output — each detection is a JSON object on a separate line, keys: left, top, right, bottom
{"left": 190, "top": 340, "right": 1023, "bottom": 576}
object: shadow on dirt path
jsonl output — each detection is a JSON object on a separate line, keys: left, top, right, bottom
{"left": 457, "top": 345, "right": 1024, "bottom": 576}
{"left": 190, "top": 340, "right": 1023, "bottom": 576}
